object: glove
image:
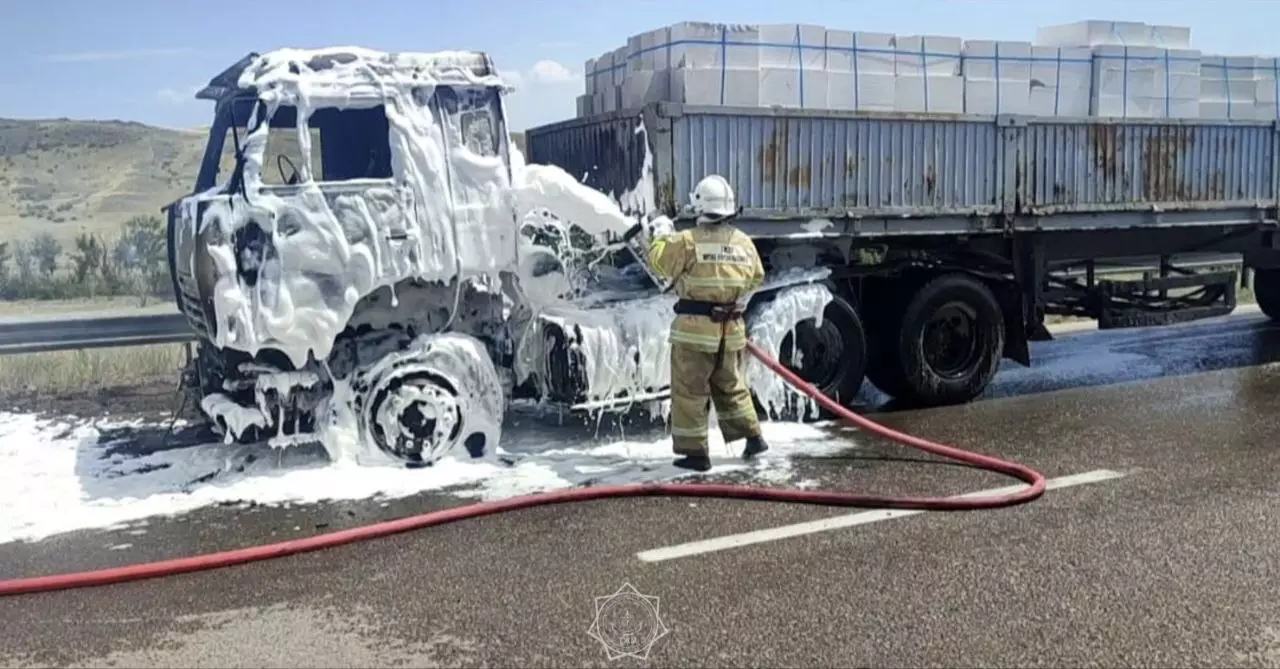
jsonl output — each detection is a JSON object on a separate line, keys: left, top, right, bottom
{"left": 623, "top": 214, "right": 675, "bottom": 243}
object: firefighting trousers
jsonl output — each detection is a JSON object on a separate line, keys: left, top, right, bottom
{"left": 669, "top": 343, "right": 762, "bottom": 457}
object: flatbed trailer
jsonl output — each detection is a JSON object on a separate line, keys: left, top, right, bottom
{"left": 527, "top": 103, "right": 1280, "bottom": 406}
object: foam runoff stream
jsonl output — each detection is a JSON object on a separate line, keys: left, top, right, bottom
{"left": 0, "top": 412, "right": 848, "bottom": 545}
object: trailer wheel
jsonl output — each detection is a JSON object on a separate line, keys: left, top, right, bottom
{"left": 1253, "top": 268, "right": 1280, "bottom": 321}
{"left": 748, "top": 290, "right": 866, "bottom": 422}
{"left": 778, "top": 293, "right": 867, "bottom": 414}
{"left": 878, "top": 274, "right": 1005, "bottom": 407}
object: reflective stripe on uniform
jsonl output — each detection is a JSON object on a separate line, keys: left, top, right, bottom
{"left": 714, "top": 402, "right": 757, "bottom": 421}
{"left": 670, "top": 422, "right": 709, "bottom": 437}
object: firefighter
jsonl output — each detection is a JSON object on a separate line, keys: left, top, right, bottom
{"left": 643, "top": 174, "right": 770, "bottom": 472}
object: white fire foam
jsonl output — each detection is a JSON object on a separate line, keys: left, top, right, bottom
{"left": 0, "top": 412, "right": 853, "bottom": 545}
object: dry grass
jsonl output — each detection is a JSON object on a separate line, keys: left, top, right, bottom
{"left": 0, "top": 343, "right": 187, "bottom": 396}
{"left": 0, "top": 296, "right": 176, "bottom": 317}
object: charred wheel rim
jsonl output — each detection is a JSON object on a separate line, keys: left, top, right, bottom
{"left": 921, "top": 300, "right": 982, "bottom": 380}
{"left": 369, "top": 374, "right": 464, "bottom": 464}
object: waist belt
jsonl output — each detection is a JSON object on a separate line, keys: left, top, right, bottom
{"left": 673, "top": 299, "right": 744, "bottom": 324}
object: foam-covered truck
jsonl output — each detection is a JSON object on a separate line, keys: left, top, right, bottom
{"left": 168, "top": 44, "right": 1280, "bottom": 468}
{"left": 164, "top": 48, "right": 833, "bottom": 466}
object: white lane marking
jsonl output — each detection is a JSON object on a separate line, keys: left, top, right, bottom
{"left": 635, "top": 469, "right": 1130, "bottom": 563}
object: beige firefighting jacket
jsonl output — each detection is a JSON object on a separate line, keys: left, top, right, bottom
{"left": 646, "top": 223, "right": 765, "bottom": 352}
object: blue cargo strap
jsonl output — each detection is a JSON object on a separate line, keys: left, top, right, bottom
{"left": 994, "top": 41, "right": 1002, "bottom": 114}
{"left": 1053, "top": 48, "right": 1062, "bottom": 115}
{"left": 1156, "top": 30, "right": 1171, "bottom": 118}
{"left": 1226, "top": 58, "right": 1234, "bottom": 120}
{"left": 1274, "top": 59, "right": 1279, "bottom": 119}
{"left": 719, "top": 25, "right": 728, "bottom": 106}
{"left": 920, "top": 39, "right": 929, "bottom": 112}
{"left": 852, "top": 32, "right": 861, "bottom": 109}
{"left": 795, "top": 25, "right": 805, "bottom": 108}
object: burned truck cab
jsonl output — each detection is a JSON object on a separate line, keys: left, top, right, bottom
{"left": 166, "top": 48, "right": 519, "bottom": 465}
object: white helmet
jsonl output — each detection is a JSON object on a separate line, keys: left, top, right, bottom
{"left": 691, "top": 175, "right": 737, "bottom": 223}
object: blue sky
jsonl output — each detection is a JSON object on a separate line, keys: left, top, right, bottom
{"left": 0, "top": 0, "right": 1275, "bottom": 131}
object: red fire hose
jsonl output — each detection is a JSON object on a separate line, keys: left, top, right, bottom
{"left": 0, "top": 341, "right": 1046, "bottom": 597}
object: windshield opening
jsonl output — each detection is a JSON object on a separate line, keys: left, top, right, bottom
{"left": 209, "top": 101, "right": 392, "bottom": 189}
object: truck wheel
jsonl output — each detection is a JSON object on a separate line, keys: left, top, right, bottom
{"left": 748, "top": 290, "right": 867, "bottom": 422}
{"left": 1253, "top": 267, "right": 1280, "bottom": 320}
{"left": 355, "top": 333, "right": 505, "bottom": 465}
{"left": 877, "top": 274, "right": 1005, "bottom": 407}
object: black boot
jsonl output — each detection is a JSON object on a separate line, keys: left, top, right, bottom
{"left": 673, "top": 455, "right": 712, "bottom": 472}
{"left": 742, "top": 435, "right": 770, "bottom": 460}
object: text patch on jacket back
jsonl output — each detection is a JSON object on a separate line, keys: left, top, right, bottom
{"left": 695, "top": 243, "right": 753, "bottom": 267}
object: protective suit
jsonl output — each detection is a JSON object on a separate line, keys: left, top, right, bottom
{"left": 644, "top": 175, "right": 770, "bottom": 472}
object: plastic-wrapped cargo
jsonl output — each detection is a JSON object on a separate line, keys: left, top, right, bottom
{"left": 961, "top": 40, "right": 1033, "bottom": 115}
{"left": 640, "top": 22, "right": 764, "bottom": 107}
{"left": 1198, "top": 55, "right": 1280, "bottom": 120}
{"left": 1028, "top": 46, "right": 1092, "bottom": 116}
{"left": 1089, "top": 46, "right": 1201, "bottom": 118}
{"left": 576, "top": 94, "right": 592, "bottom": 118}
{"left": 1035, "top": 20, "right": 1191, "bottom": 49}
{"left": 895, "top": 35, "right": 964, "bottom": 113}
{"left": 823, "top": 30, "right": 896, "bottom": 111}
{"left": 584, "top": 57, "right": 597, "bottom": 96}
{"left": 757, "top": 23, "right": 827, "bottom": 108}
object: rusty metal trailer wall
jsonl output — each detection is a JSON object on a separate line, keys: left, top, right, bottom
{"left": 524, "top": 103, "right": 1280, "bottom": 233}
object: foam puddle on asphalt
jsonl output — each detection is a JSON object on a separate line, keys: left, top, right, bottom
{"left": 0, "top": 411, "right": 848, "bottom": 545}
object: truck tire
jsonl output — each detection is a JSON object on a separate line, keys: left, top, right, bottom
{"left": 751, "top": 291, "right": 867, "bottom": 422}
{"left": 872, "top": 273, "right": 1005, "bottom": 407}
{"left": 1253, "top": 267, "right": 1280, "bottom": 321}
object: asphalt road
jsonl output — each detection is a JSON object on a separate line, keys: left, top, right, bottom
{"left": 4, "top": 311, "right": 1280, "bottom": 668}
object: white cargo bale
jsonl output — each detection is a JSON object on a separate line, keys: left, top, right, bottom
{"left": 825, "top": 72, "right": 896, "bottom": 111}
{"left": 622, "top": 70, "right": 671, "bottom": 107}
{"left": 628, "top": 26, "right": 675, "bottom": 72}
{"left": 609, "top": 46, "right": 630, "bottom": 86}
{"left": 895, "top": 75, "right": 964, "bottom": 113}
{"left": 1199, "top": 55, "right": 1275, "bottom": 120}
{"left": 823, "top": 30, "right": 895, "bottom": 74}
{"left": 671, "top": 68, "right": 760, "bottom": 106}
{"left": 759, "top": 68, "right": 828, "bottom": 108}
{"left": 576, "top": 94, "right": 593, "bottom": 117}
{"left": 600, "top": 85, "right": 623, "bottom": 113}
{"left": 895, "top": 35, "right": 962, "bottom": 76}
{"left": 757, "top": 24, "right": 825, "bottom": 69}
{"left": 961, "top": 40, "right": 1033, "bottom": 115}
{"left": 588, "top": 52, "right": 615, "bottom": 100}
{"left": 1028, "top": 47, "right": 1092, "bottom": 116}
{"left": 1035, "top": 20, "right": 1191, "bottom": 49}
{"left": 894, "top": 35, "right": 963, "bottom": 113}
{"left": 1090, "top": 46, "right": 1201, "bottom": 118}
{"left": 584, "top": 58, "right": 597, "bottom": 95}
{"left": 668, "top": 22, "right": 761, "bottom": 69}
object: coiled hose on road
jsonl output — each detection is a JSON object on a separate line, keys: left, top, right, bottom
{"left": 0, "top": 341, "right": 1047, "bottom": 597}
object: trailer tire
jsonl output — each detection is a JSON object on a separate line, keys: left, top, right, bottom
{"left": 750, "top": 291, "right": 867, "bottom": 422}
{"left": 1253, "top": 267, "right": 1280, "bottom": 321}
{"left": 880, "top": 273, "right": 1005, "bottom": 407}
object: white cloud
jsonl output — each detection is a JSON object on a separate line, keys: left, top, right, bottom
{"left": 42, "top": 47, "right": 196, "bottom": 63}
{"left": 527, "top": 60, "right": 579, "bottom": 85}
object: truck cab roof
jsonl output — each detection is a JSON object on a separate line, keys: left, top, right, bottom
{"left": 195, "top": 47, "right": 511, "bottom": 104}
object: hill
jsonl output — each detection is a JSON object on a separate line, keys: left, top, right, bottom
{"left": 0, "top": 118, "right": 205, "bottom": 245}
{"left": 0, "top": 117, "right": 531, "bottom": 247}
